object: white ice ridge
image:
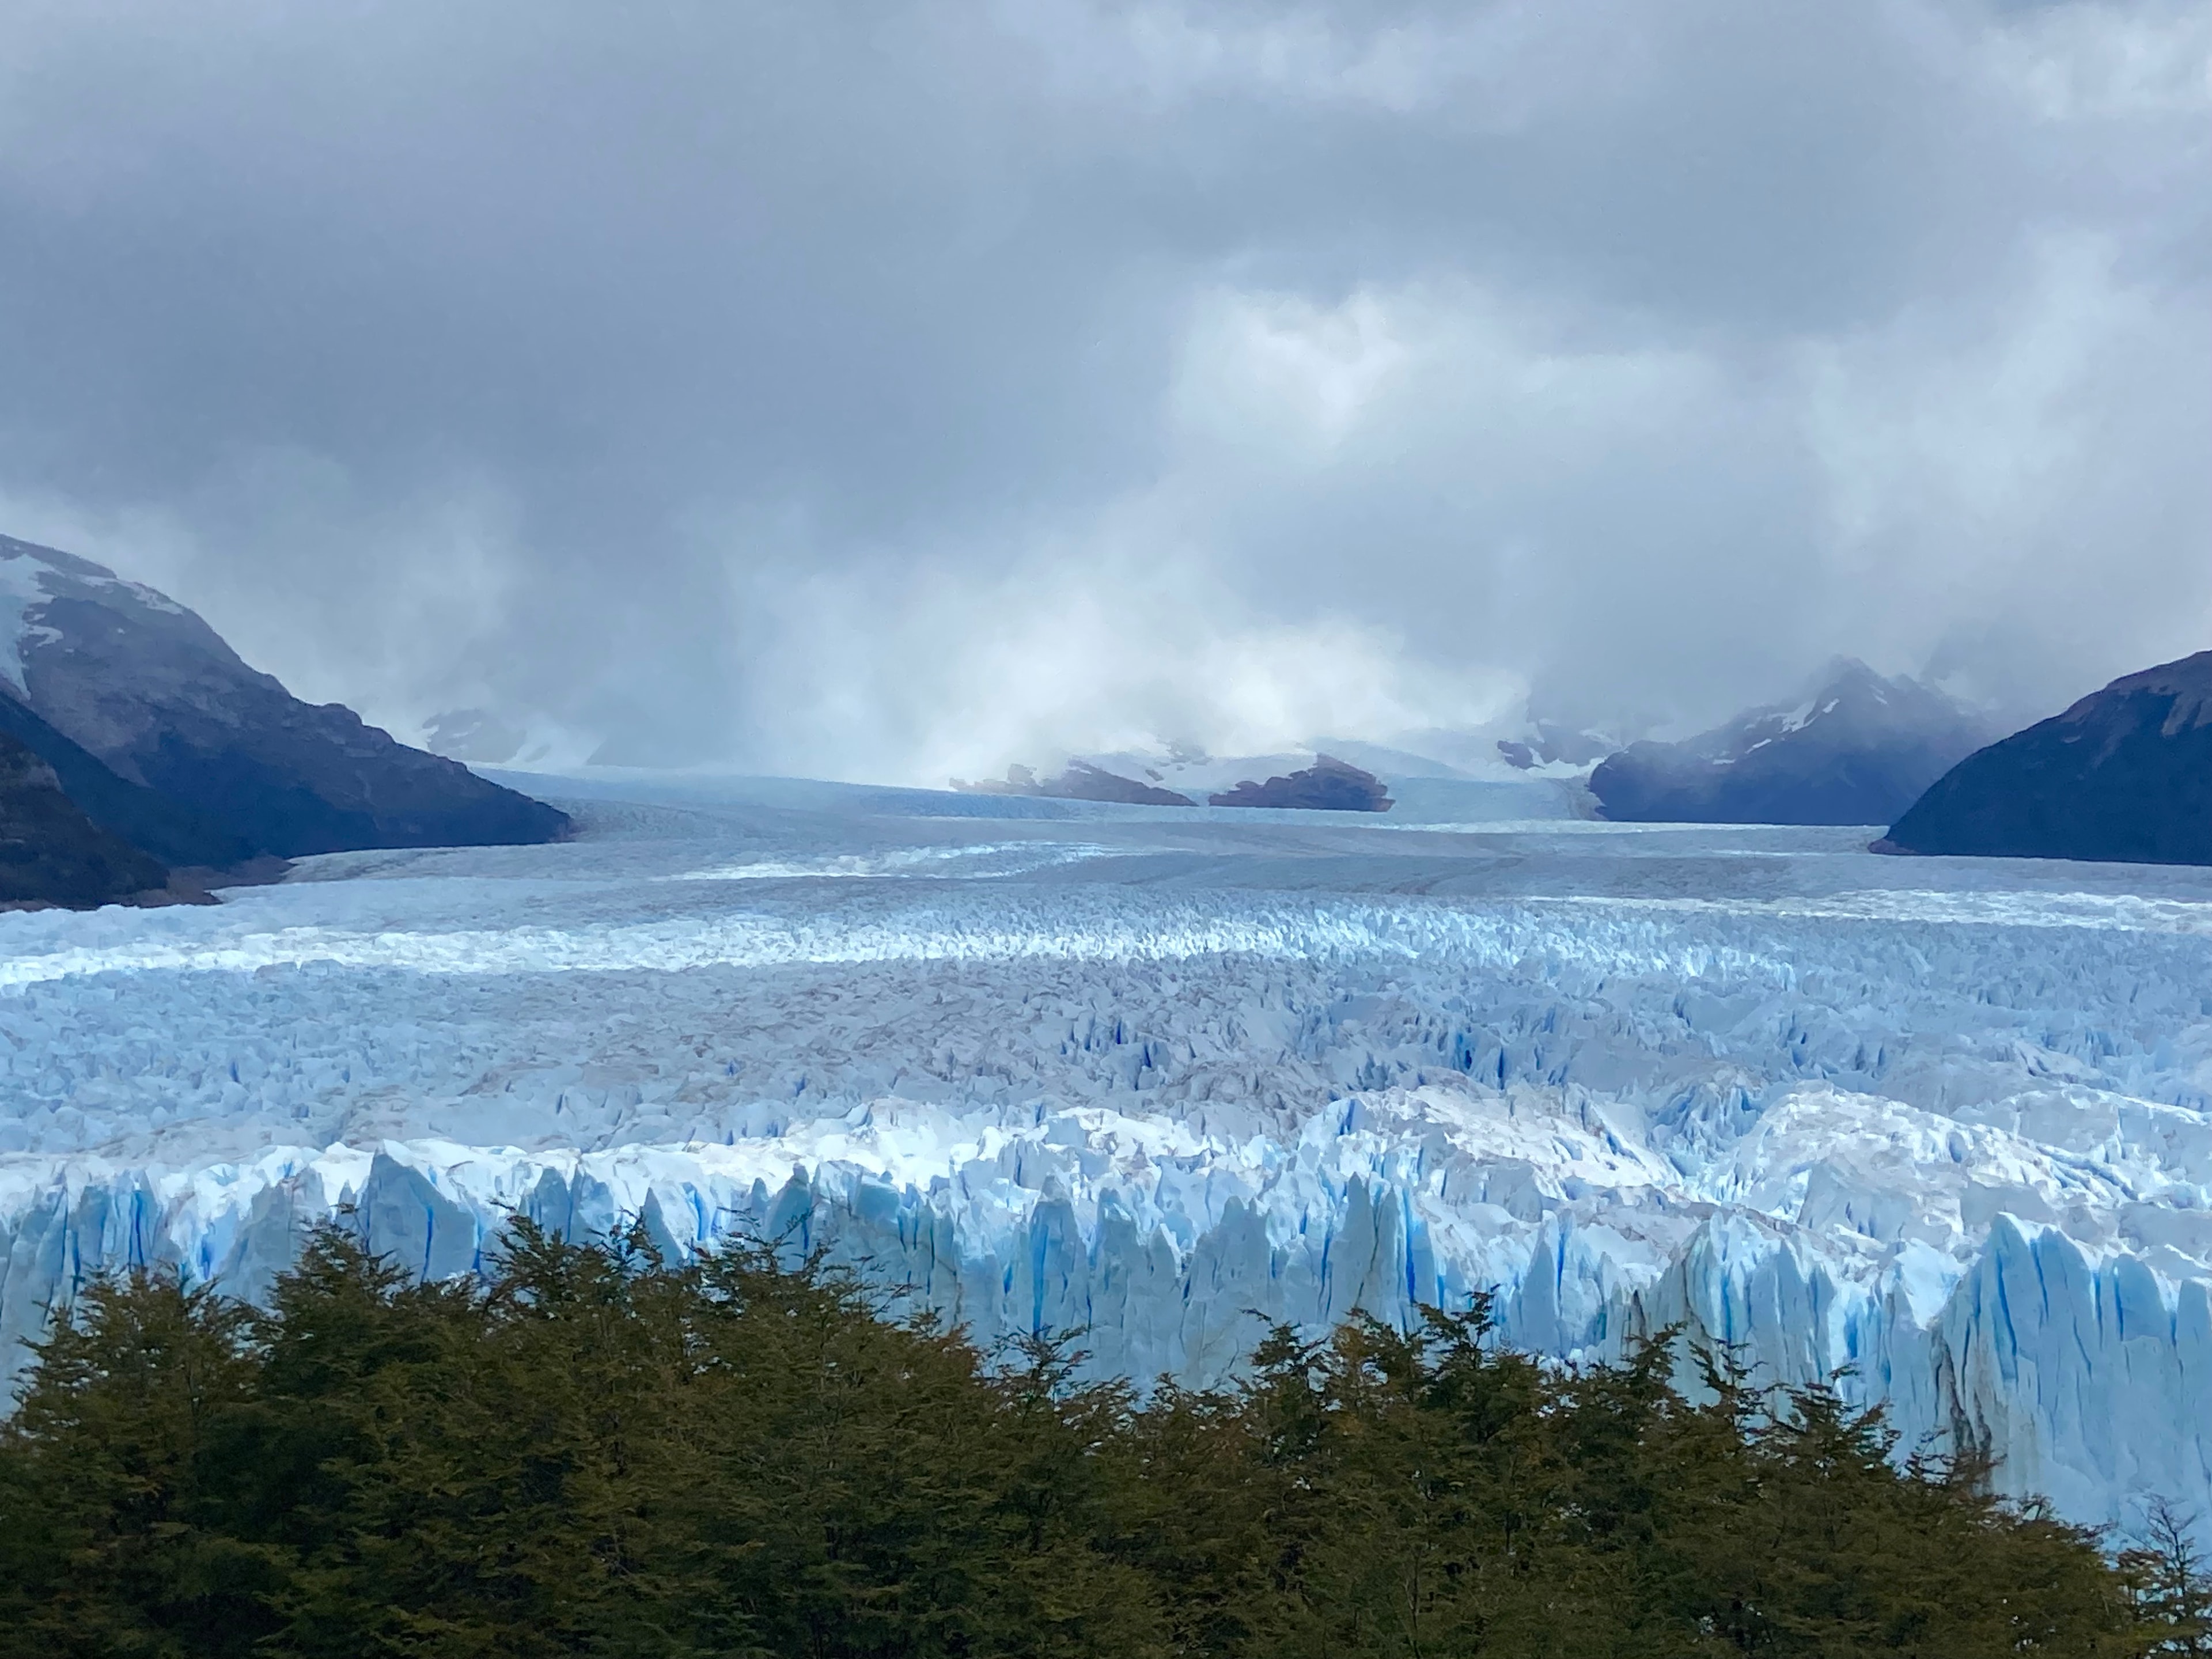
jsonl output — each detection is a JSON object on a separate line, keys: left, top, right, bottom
{"left": 5, "top": 789, "right": 2212, "bottom": 1536}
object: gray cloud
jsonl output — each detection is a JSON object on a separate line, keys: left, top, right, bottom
{"left": 1, "top": 0, "right": 2207, "bottom": 778}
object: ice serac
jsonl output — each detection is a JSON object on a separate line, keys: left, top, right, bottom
{"left": 1883, "top": 649, "right": 2212, "bottom": 866}
{"left": 0, "top": 533, "right": 570, "bottom": 857}
{"left": 1593, "top": 660, "right": 1993, "bottom": 826}
{"left": 9, "top": 1091, "right": 2211, "bottom": 1536}
{"left": 4, "top": 800, "right": 2212, "bottom": 1537}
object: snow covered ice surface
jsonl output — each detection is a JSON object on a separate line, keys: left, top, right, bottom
{"left": 8, "top": 772, "right": 2212, "bottom": 1534}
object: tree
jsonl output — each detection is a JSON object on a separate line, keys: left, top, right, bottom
{"left": 0, "top": 1234, "right": 2156, "bottom": 1658}
{"left": 2121, "top": 1498, "right": 2212, "bottom": 1655}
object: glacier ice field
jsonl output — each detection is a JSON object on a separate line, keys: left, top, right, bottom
{"left": 6, "top": 771, "right": 2212, "bottom": 1533}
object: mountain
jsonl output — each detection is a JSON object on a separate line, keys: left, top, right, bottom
{"left": 0, "top": 535, "right": 570, "bottom": 858}
{"left": 1590, "top": 660, "right": 1995, "bottom": 826}
{"left": 1494, "top": 720, "right": 1619, "bottom": 774}
{"left": 0, "top": 729, "right": 167, "bottom": 907}
{"left": 1209, "top": 753, "right": 1393, "bottom": 811}
{"left": 1880, "top": 650, "right": 2212, "bottom": 865}
{"left": 0, "top": 684, "right": 250, "bottom": 868}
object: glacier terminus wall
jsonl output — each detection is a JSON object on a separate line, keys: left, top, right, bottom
{"left": 4, "top": 781, "right": 2212, "bottom": 1537}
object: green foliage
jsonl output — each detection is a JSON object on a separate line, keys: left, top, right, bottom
{"left": 0, "top": 1230, "right": 2183, "bottom": 1657}
{"left": 2119, "top": 1499, "right": 2212, "bottom": 1654}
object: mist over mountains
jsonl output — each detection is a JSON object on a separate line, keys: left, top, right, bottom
{"left": 1, "top": 2, "right": 2205, "bottom": 781}
{"left": 12, "top": 515, "right": 2212, "bottom": 889}
{"left": 1590, "top": 660, "right": 1998, "bottom": 828}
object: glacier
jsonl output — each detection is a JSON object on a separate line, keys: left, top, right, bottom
{"left": 5, "top": 775, "right": 2212, "bottom": 1535}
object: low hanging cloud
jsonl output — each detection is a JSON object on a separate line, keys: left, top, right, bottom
{"left": 0, "top": 0, "right": 2206, "bottom": 779}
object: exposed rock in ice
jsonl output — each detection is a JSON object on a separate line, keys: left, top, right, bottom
{"left": 953, "top": 760, "right": 1195, "bottom": 807}
{"left": 1209, "top": 754, "right": 1393, "bottom": 812}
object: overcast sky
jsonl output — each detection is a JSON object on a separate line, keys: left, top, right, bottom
{"left": 2, "top": 0, "right": 2207, "bottom": 779}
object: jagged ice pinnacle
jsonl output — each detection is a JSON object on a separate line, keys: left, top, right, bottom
{"left": 3, "top": 782, "right": 2211, "bottom": 1536}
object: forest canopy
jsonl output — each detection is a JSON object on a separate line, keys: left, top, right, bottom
{"left": 0, "top": 1222, "right": 2198, "bottom": 1657}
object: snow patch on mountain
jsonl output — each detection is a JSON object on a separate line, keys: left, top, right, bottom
{"left": 0, "top": 548, "right": 61, "bottom": 696}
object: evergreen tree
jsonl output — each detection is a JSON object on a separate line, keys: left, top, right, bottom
{"left": 0, "top": 1226, "right": 2165, "bottom": 1657}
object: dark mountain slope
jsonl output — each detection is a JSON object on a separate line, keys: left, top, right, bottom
{"left": 0, "top": 690, "right": 249, "bottom": 868}
{"left": 1592, "top": 660, "right": 1994, "bottom": 826}
{"left": 1881, "top": 650, "right": 2212, "bottom": 865}
{"left": 0, "top": 535, "right": 569, "bottom": 857}
{"left": 0, "top": 730, "right": 166, "bottom": 907}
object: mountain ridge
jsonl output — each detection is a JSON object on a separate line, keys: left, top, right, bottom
{"left": 1881, "top": 648, "right": 2212, "bottom": 865}
{"left": 1591, "top": 659, "right": 1995, "bottom": 826}
{"left": 0, "top": 534, "right": 571, "bottom": 861}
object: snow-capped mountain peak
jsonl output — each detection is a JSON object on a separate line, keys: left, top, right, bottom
{"left": 0, "top": 531, "right": 568, "bottom": 865}
{"left": 1590, "top": 660, "right": 1996, "bottom": 826}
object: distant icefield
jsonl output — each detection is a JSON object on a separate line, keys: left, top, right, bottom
{"left": 7, "top": 772, "right": 2212, "bottom": 1533}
